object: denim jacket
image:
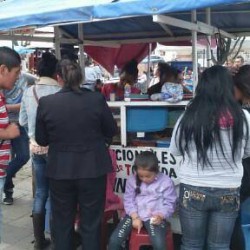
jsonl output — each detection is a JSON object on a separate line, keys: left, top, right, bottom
{"left": 19, "top": 77, "right": 61, "bottom": 153}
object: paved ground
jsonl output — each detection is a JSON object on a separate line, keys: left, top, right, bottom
{"left": 1, "top": 163, "right": 37, "bottom": 250}
{"left": 0, "top": 164, "right": 82, "bottom": 250}
{"left": 0, "top": 164, "right": 181, "bottom": 250}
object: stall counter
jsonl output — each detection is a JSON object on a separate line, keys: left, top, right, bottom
{"left": 108, "top": 100, "right": 189, "bottom": 146}
{"left": 108, "top": 100, "right": 189, "bottom": 234}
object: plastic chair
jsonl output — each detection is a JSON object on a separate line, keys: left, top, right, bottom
{"left": 129, "top": 223, "right": 174, "bottom": 250}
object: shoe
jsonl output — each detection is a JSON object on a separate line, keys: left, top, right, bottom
{"left": 3, "top": 196, "right": 13, "bottom": 205}
{"left": 33, "top": 238, "right": 50, "bottom": 250}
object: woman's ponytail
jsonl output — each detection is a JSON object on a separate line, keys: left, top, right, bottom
{"left": 56, "top": 59, "right": 83, "bottom": 92}
{"left": 135, "top": 172, "right": 142, "bottom": 195}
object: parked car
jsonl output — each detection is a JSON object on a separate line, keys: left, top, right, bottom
{"left": 141, "top": 55, "right": 165, "bottom": 64}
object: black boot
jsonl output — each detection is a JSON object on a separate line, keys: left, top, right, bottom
{"left": 32, "top": 213, "right": 51, "bottom": 250}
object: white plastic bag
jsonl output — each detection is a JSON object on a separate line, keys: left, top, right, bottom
{"left": 161, "top": 82, "right": 183, "bottom": 103}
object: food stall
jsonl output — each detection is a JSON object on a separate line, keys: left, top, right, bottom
{"left": 0, "top": 0, "right": 250, "bottom": 235}
{"left": 107, "top": 98, "right": 189, "bottom": 232}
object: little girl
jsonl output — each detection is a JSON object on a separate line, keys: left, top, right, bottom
{"left": 108, "top": 151, "right": 177, "bottom": 250}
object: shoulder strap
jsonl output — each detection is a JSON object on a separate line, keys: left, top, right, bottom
{"left": 32, "top": 85, "right": 39, "bottom": 104}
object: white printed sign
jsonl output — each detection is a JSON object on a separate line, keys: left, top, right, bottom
{"left": 110, "top": 145, "right": 180, "bottom": 193}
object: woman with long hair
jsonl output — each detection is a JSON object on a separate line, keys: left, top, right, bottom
{"left": 19, "top": 52, "right": 61, "bottom": 250}
{"left": 35, "top": 59, "right": 117, "bottom": 250}
{"left": 170, "top": 65, "right": 250, "bottom": 250}
{"left": 147, "top": 63, "right": 178, "bottom": 96}
{"left": 101, "top": 59, "right": 140, "bottom": 101}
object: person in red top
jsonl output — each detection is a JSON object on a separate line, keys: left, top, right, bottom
{"left": 102, "top": 59, "right": 141, "bottom": 101}
{"left": 0, "top": 47, "right": 21, "bottom": 242}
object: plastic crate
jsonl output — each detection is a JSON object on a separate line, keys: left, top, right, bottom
{"left": 130, "top": 94, "right": 149, "bottom": 101}
{"left": 156, "top": 139, "right": 171, "bottom": 148}
{"left": 130, "top": 139, "right": 156, "bottom": 147}
{"left": 168, "top": 110, "right": 184, "bottom": 127}
{"left": 127, "top": 107, "right": 168, "bottom": 132}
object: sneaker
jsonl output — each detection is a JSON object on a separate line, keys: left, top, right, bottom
{"left": 3, "top": 196, "right": 13, "bottom": 205}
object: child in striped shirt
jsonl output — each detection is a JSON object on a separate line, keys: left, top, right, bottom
{"left": 0, "top": 47, "right": 21, "bottom": 242}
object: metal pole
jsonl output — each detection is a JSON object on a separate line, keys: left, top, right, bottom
{"left": 120, "top": 105, "right": 127, "bottom": 146}
{"left": 35, "top": 48, "right": 38, "bottom": 74}
{"left": 203, "top": 49, "right": 205, "bottom": 68}
{"left": 147, "top": 43, "right": 152, "bottom": 89}
{"left": 78, "top": 23, "right": 85, "bottom": 83}
{"left": 10, "top": 30, "right": 15, "bottom": 49}
{"left": 206, "top": 8, "right": 212, "bottom": 67}
{"left": 192, "top": 10, "right": 198, "bottom": 92}
{"left": 54, "top": 27, "right": 61, "bottom": 60}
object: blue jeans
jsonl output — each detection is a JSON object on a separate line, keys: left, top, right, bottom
{"left": 108, "top": 215, "right": 167, "bottom": 250}
{"left": 4, "top": 126, "right": 29, "bottom": 193}
{"left": 0, "top": 177, "right": 5, "bottom": 242}
{"left": 179, "top": 183, "right": 239, "bottom": 250}
{"left": 32, "top": 154, "right": 49, "bottom": 214}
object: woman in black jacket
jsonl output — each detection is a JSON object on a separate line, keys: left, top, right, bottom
{"left": 35, "top": 59, "right": 117, "bottom": 250}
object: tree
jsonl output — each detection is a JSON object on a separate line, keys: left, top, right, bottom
{"left": 211, "top": 34, "right": 245, "bottom": 65}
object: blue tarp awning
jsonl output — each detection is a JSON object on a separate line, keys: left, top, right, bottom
{"left": 60, "top": 1, "right": 250, "bottom": 44}
{"left": 0, "top": 0, "right": 250, "bottom": 32}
